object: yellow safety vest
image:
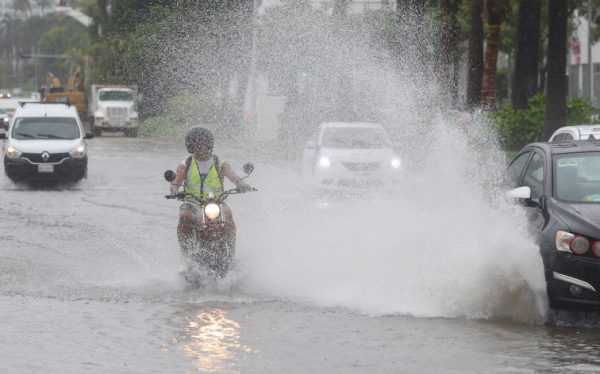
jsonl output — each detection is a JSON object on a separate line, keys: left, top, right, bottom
{"left": 184, "top": 156, "right": 225, "bottom": 199}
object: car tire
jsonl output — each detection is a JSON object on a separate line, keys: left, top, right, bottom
{"left": 92, "top": 125, "right": 101, "bottom": 137}
{"left": 125, "top": 128, "right": 138, "bottom": 138}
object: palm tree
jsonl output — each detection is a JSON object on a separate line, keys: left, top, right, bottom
{"left": 512, "top": 0, "right": 542, "bottom": 110}
{"left": 480, "top": 0, "right": 512, "bottom": 110}
{"left": 34, "top": 0, "right": 53, "bottom": 15}
{"left": 439, "top": 0, "right": 461, "bottom": 106}
{"left": 467, "top": 0, "right": 484, "bottom": 109}
{"left": 333, "top": 0, "right": 350, "bottom": 16}
{"left": 13, "top": 0, "right": 31, "bottom": 17}
{"left": 541, "top": 0, "right": 568, "bottom": 140}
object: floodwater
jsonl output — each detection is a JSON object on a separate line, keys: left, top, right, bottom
{"left": 2, "top": 136, "right": 600, "bottom": 373}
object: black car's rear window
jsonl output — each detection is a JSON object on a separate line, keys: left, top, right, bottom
{"left": 555, "top": 152, "right": 600, "bottom": 203}
{"left": 11, "top": 117, "right": 80, "bottom": 140}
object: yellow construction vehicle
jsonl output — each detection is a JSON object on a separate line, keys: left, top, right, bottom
{"left": 43, "top": 71, "right": 90, "bottom": 123}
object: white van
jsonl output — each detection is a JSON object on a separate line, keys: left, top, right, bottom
{"left": 0, "top": 102, "right": 93, "bottom": 183}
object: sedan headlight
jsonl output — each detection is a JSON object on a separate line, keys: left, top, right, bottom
{"left": 391, "top": 158, "right": 401, "bottom": 168}
{"left": 319, "top": 156, "right": 331, "bottom": 168}
{"left": 204, "top": 203, "right": 221, "bottom": 219}
{"left": 7, "top": 146, "right": 22, "bottom": 158}
{"left": 556, "top": 230, "right": 591, "bottom": 255}
{"left": 69, "top": 146, "right": 86, "bottom": 158}
{"left": 556, "top": 231, "right": 574, "bottom": 252}
{"left": 3, "top": 117, "right": 8, "bottom": 122}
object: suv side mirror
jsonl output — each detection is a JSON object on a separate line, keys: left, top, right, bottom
{"left": 164, "top": 170, "right": 176, "bottom": 182}
{"left": 305, "top": 141, "right": 316, "bottom": 149}
{"left": 84, "top": 132, "right": 94, "bottom": 139}
{"left": 243, "top": 162, "right": 254, "bottom": 176}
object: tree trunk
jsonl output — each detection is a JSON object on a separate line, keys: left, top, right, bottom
{"left": 481, "top": 0, "right": 512, "bottom": 109}
{"left": 333, "top": 0, "right": 349, "bottom": 16}
{"left": 481, "top": 14, "right": 501, "bottom": 109}
{"left": 512, "top": 0, "right": 541, "bottom": 110}
{"left": 439, "top": 0, "right": 461, "bottom": 107}
{"left": 542, "top": 0, "right": 568, "bottom": 141}
{"left": 467, "top": 0, "right": 484, "bottom": 109}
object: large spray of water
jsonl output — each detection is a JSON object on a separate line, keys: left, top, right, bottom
{"left": 0, "top": 2, "right": 549, "bottom": 323}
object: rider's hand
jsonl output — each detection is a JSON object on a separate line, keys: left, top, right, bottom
{"left": 237, "top": 181, "right": 252, "bottom": 192}
{"left": 170, "top": 184, "right": 180, "bottom": 196}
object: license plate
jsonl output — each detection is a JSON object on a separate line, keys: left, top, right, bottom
{"left": 38, "top": 164, "right": 54, "bottom": 173}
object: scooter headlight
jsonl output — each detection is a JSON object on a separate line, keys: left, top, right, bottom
{"left": 7, "top": 146, "right": 22, "bottom": 158}
{"left": 205, "top": 203, "right": 221, "bottom": 219}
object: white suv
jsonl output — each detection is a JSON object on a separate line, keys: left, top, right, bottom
{"left": 302, "top": 122, "right": 401, "bottom": 189}
{"left": 549, "top": 125, "right": 600, "bottom": 141}
{"left": 0, "top": 102, "right": 93, "bottom": 183}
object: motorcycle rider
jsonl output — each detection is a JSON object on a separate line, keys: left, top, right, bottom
{"left": 170, "top": 126, "right": 252, "bottom": 273}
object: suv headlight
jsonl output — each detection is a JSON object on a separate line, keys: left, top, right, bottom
{"left": 69, "top": 146, "right": 86, "bottom": 158}
{"left": 391, "top": 158, "right": 401, "bottom": 168}
{"left": 7, "top": 146, "right": 22, "bottom": 158}
{"left": 319, "top": 156, "right": 331, "bottom": 167}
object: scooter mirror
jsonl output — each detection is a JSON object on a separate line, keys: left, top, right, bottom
{"left": 243, "top": 162, "right": 254, "bottom": 176}
{"left": 164, "top": 170, "right": 176, "bottom": 182}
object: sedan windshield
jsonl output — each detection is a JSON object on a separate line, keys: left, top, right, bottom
{"left": 322, "top": 127, "right": 390, "bottom": 149}
{"left": 99, "top": 90, "right": 133, "bottom": 101}
{"left": 555, "top": 153, "right": 600, "bottom": 202}
{"left": 11, "top": 117, "right": 80, "bottom": 140}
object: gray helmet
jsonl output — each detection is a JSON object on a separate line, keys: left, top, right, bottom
{"left": 185, "top": 126, "right": 214, "bottom": 153}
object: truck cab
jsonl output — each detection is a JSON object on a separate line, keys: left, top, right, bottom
{"left": 91, "top": 86, "right": 139, "bottom": 137}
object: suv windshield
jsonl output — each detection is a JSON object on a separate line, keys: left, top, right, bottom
{"left": 11, "top": 117, "right": 80, "bottom": 140}
{"left": 555, "top": 153, "right": 600, "bottom": 202}
{"left": 322, "top": 127, "right": 390, "bottom": 149}
{"left": 99, "top": 90, "right": 133, "bottom": 101}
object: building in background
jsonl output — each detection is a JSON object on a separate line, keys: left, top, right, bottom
{"left": 569, "top": 11, "right": 600, "bottom": 107}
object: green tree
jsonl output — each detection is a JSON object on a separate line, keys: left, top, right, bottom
{"left": 13, "top": 0, "right": 31, "bottom": 16}
{"left": 34, "top": 0, "right": 53, "bottom": 15}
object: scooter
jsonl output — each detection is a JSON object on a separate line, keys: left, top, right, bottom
{"left": 164, "top": 162, "right": 255, "bottom": 280}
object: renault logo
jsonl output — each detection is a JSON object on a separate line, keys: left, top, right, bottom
{"left": 41, "top": 152, "right": 50, "bottom": 162}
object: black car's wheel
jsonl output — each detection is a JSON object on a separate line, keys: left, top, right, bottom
{"left": 125, "top": 128, "right": 138, "bottom": 138}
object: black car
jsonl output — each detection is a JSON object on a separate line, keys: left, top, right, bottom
{"left": 506, "top": 140, "right": 600, "bottom": 311}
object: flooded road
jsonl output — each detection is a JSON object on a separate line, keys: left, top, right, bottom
{"left": 2, "top": 136, "right": 600, "bottom": 373}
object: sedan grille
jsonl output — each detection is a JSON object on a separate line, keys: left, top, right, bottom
{"left": 107, "top": 107, "right": 127, "bottom": 119}
{"left": 21, "top": 152, "right": 70, "bottom": 163}
{"left": 342, "top": 162, "right": 380, "bottom": 172}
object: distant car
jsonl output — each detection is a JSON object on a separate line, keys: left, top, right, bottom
{"left": 302, "top": 122, "right": 401, "bottom": 189}
{"left": 505, "top": 140, "right": 600, "bottom": 311}
{"left": 0, "top": 108, "right": 10, "bottom": 130}
{"left": 12, "top": 87, "right": 24, "bottom": 98}
{"left": 549, "top": 125, "right": 600, "bottom": 141}
{"left": 0, "top": 89, "right": 12, "bottom": 99}
{"left": 0, "top": 102, "right": 94, "bottom": 183}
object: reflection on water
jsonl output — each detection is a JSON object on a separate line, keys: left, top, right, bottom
{"left": 163, "top": 308, "right": 250, "bottom": 373}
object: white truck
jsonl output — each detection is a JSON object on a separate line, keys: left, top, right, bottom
{"left": 90, "top": 85, "right": 139, "bottom": 137}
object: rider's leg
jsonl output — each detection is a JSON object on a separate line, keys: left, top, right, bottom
{"left": 222, "top": 206, "right": 236, "bottom": 255}
{"left": 178, "top": 208, "right": 195, "bottom": 259}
